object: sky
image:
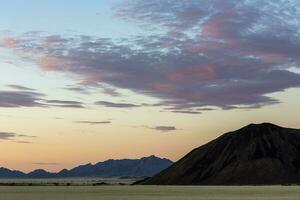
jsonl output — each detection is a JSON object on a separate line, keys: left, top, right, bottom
{"left": 0, "top": 0, "right": 300, "bottom": 172}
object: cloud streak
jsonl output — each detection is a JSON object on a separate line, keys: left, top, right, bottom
{"left": 0, "top": 91, "right": 44, "bottom": 108}
{"left": 32, "top": 162, "right": 60, "bottom": 166}
{"left": 45, "top": 100, "right": 85, "bottom": 108}
{"left": 95, "top": 101, "right": 140, "bottom": 108}
{"left": 0, "top": 90, "right": 85, "bottom": 109}
{"left": 152, "top": 126, "right": 177, "bottom": 132}
{"left": 6, "top": 85, "right": 36, "bottom": 91}
{"left": 73, "top": 120, "right": 111, "bottom": 125}
{"left": 0, "top": 132, "right": 17, "bottom": 140}
{"left": 0, "top": 132, "right": 37, "bottom": 142}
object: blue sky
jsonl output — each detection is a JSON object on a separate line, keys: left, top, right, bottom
{"left": 0, "top": 0, "right": 142, "bottom": 37}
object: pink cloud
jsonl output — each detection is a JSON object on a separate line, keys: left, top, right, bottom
{"left": 2, "top": 37, "right": 18, "bottom": 46}
{"left": 167, "top": 64, "right": 215, "bottom": 82}
{"left": 80, "top": 74, "right": 103, "bottom": 85}
{"left": 37, "top": 56, "right": 66, "bottom": 72}
{"left": 259, "top": 53, "right": 289, "bottom": 64}
{"left": 201, "top": 1, "right": 242, "bottom": 47}
{"left": 152, "top": 82, "right": 171, "bottom": 92}
{"left": 186, "top": 42, "right": 224, "bottom": 53}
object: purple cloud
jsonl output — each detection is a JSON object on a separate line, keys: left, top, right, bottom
{"left": 0, "top": 91, "right": 44, "bottom": 108}
{"left": 0, "top": 90, "right": 85, "bottom": 109}
{"left": 1, "top": 0, "right": 300, "bottom": 112}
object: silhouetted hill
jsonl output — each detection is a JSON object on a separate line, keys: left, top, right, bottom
{"left": 27, "top": 169, "right": 57, "bottom": 179}
{"left": 143, "top": 123, "right": 300, "bottom": 185}
{"left": 0, "top": 155, "right": 172, "bottom": 178}
{"left": 57, "top": 155, "right": 172, "bottom": 178}
{"left": 0, "top": 168, "right": 25, "bottom": 178}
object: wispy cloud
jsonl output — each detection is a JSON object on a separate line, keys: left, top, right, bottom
{"left": 0, "top": 132, "right": 17, "bottom": 140}
{"left": 18, "top": 134, "right": 37, "bottom": 138}
{"left": 0, "top": 91, "right": 44, "bottom": 108}
{"left": 136, "top": 126, "right": 178, "bottom": 132}
{"left": 0, "top": 132, "right": 37, "bottom": 143}
{"left": 0, "top": 90, "right": 85, "bottom": 109}
{"left": 64, "top": 85, "right": 92, "bottom": 95}
{"left": 170, "top": 110, "right": 202, "bottom": 115}
{"left": 45, "top": 100, "right": 85, "bottom": 108}
{"left": 152, "top": 126, "right": 177, "bottom": 132}
{"left": 6, "top": 85, "right": 35, "bottom": 91}
{"left": 73, "top": 120, "right": 111, "bottom": 125}
{"left": 95, "top": 101, "right": 140, "bottom": 108}
{"left": 32, "top": 162, "right": 60, "bottom": 166}
{"left": 15, "top": 141, "right": 34, "bottom": 144}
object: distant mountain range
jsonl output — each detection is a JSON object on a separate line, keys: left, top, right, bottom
{"left": 0, "top": 155, "right": 173, "bottom": 179}
{"left": 143, "top": 123, "right": 300, "bottom": 185}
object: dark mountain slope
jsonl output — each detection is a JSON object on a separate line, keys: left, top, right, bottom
{"left": 143, "top": 123, "right": 300, "bottom": 185}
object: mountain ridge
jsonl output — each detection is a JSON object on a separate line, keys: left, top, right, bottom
{"left": 0, "top": 155, "right": 173, "bottom": 179}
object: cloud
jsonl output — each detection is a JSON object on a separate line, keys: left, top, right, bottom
{"left": 2, "top": 37, "right": 18, "bottom": 46}
{"left": 116, "top": 0, "right": 209, "bottom": 31}
{"left": 32, "top": 162, "right": 60, "bottom": 166}
{"left": 2, "top": 0, "right": 300, "bottom": 111}
{"left": 162, "top": 104, "right": 215, "bottom": 114}
{"left": 18, "top": 134, "right": 37, "bottom": 138}
{"left": 95, "top": 101, "right": 140, "bottom": 108}
{"left": 73, "top": 120, "right": 111, "bottom": 125}
{"left": 135, "top": 125, "right": 178, "bottom": 132}
{"left": 45, "top": 100, "right": 85, "bottom": 108}
{"left": 152, "top": 126, "right": 177, "bottom": 132}
{"left": 6, "top": 85, "right": 35, "bottom": 91}
{"left": 64, "top": 86, "right": 90, "bottom": 94}
{"left": 0, "top": 132, "right": 16, "bottom": 140}
{"left": 0, "top": 132, "right": 37, "bottom": 142}
{"left": 65, "top": 84, "right": 121, "bottom": 97}
{"left": 170, "top": 110, "right": 202, "bottom": 115}
{"left": 0, "top": 90, "right": 85, "bottom": 109}
{"left": 0, "top": 91, "right": 44, "bottom": 108}
{"left": 15, "top": 141, "right": 34, "bottom": 144}
{"left": 100, "top": 86, "right": 121, "bottom": 97}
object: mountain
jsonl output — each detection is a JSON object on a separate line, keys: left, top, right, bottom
{"left": 0, "top": 167, "right": 25, "bottom": 178}
{"left": 143, "top": 123, "right": 300, "bottom": 185}
{"left": 57, "top": 155, "right": 173, "bottom": 178}
{"left": 27, "top": 169, "right": 57, "bottom": 179}
{"left": 0, "top": 155, "right": 172, "bottom": 179}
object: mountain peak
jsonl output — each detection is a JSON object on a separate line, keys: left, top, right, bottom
{"left": 229, "top": 122, "right": 288, "bottom": 140}
{"left": 245, "top": 122, "right": 282, "bottom": 129}
{"left": 142, "top": 155, "right": 160, "bottom": 160}
{"left": 30, "top": 169, "right": 48, "bottom": 173}
{"left": 27, "top": 169, "right": 55, "bottom": 178}
{"left": 143, "top": 123, "right": 300, "bottom": 185}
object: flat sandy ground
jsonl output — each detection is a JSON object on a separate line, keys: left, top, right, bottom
{"left": 0, "top": 186, "right": 299, "bottom": 200}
